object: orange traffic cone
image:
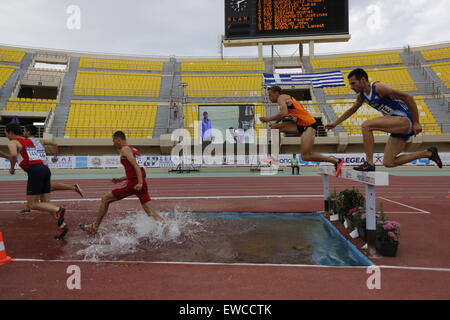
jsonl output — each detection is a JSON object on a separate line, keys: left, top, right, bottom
{"left": 0, "top": 232, "right": 12, "bottom": 265}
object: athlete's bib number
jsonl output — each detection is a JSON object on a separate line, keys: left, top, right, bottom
{"left": 26, "top": 147, "right": 41, "bottom": 161}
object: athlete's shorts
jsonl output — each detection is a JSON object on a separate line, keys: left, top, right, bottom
{"left": 26, "top": 163, "right": 51, "bottom": 195}
{"left": 112, "top": 178, "right": 151, "bottom": 204}
{"left": 390, "top": 111, "right": 414, "bottom": 141}
{"left": 297, "top": 122, "right": 319, "bottom": 135}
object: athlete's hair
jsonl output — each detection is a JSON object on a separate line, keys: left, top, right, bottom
{"left": 5, "top": 122, "right": 22, "bottom": 136}
{"left": 348, "top": 68, "right": 369, "bottom": 81}
{"left": 113, "top": 130, "right": 126, "bottom": 140}
{"left": 24, "top": 124, "right": 38, "bottom": 136}
{"left": 268, "top": 86, "right": 282, "bottom": 94}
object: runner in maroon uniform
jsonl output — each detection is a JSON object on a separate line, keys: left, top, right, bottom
{"left": 0, "top": 123, "right": 68, "bottom": 239}
{"left": 80, "top": 131, "right": 167, "bottom": 234}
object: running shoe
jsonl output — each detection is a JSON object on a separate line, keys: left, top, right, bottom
{"left": 54, "top": 225, "right": 69, "bottom": 240}
{"left": 17, "top": 209, "right": 31, "bottom": 215}
{"left": 428, "top": 147, "right": 443, "bottom": 168}
{"left": 79, "top": 223, "right": 98, "bottom": 235}
{"left": 353, "top": 161, "right": 376, "bottom": 172}
{"left": 74, "top": 184, "right": 84, "bottom": 198}
{"left": 55, "top": 207, "right": 66, "bottom": 227}
{"left": 334, "top": 158, "right": 344, "bottom": 177}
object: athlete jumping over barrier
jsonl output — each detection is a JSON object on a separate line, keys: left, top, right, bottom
{"left": 325, "top": 68, "right": 442, "bottom": 171}
{"left": 260, "top": 86, "right": 344, "bottom": 176}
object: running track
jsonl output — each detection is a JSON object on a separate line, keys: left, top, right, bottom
{"left": 0, "top": 175, "right": 449, "bottom": 299}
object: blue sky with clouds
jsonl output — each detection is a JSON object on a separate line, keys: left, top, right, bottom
{"left": 0, "top": 0, "right": 448, "bottom": 57}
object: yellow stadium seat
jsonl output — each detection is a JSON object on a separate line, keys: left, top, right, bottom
{"left": 65, "top": 100, "right": 159, "bottom": 138}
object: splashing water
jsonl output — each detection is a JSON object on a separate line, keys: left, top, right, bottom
{"left": 75, "top": 210, "right": 204, "bottom": 261}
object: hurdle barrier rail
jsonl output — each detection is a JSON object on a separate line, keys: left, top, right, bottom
{"left": 319, "top": 166, "right": 389, "bottom": 256}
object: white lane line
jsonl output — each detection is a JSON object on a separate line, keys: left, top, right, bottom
{"left": 11, "top": 259, "right": 450, "bottom": 272}
{"left": 0, "top": 194, "right": 323, "bottom": 205}
{"left": 11, "top": 258, "right": 370, "bottom": 269}
{"left": 378, "top": 196, "right": 431, "bottom": 214}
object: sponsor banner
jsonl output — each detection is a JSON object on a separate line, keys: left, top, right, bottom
{"left": 46, "top": 156, "right": 76, "bottom": 169}
{"left": 87, "top": 156, "right": 104, "bottom": 168}
{"left": 1, "top": 153, "right": 449, "bottom": 170}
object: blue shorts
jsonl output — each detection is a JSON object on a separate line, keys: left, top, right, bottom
{"left": 390, "top": 111, "right": 414, "bottom": 141}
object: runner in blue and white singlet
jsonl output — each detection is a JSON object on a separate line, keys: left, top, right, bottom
{"left": 325, "top": 68, "right": 442, "bottom": 172}
{"left": 360, "top": 81, "right": 414, "bottom": 142}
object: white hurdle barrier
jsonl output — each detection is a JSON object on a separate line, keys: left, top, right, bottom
{"left": 319, "top": 166, "right": 389, "bottom": 255}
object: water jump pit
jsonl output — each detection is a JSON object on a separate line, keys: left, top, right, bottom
{"left": 62, "top": 211, "right": 372, "bottom": 267}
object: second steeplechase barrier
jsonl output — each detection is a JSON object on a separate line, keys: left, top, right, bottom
{"left": 319, "top": 166, "right": 389, "bottom": 256}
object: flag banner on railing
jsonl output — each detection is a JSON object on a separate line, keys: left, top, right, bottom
{"left": 263, "top": 71, "right": 345, "bottom": 88}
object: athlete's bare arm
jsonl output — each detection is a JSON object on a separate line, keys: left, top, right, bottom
{"left": 325, "top": 94, "right": 363, "bottom": 130}
{"left": 374, "top": 82, "right": 422, "bottom": 135}
{"left": 121, "top": 146, "right": 144, "bottom": 190}
{"left": 259, "top": 95, "right": 290, "bottom": 123}
{"left": 112, "top": 176, "right": 127, "bottom": 183}
{"left": 41, "top": 139, "right": 59, "bottom": 162}
{"left": 6, "top": 140, "right": 20, "bottom": 174}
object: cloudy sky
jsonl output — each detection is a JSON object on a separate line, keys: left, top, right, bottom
{"left": 0, "top": 0, "right": 448, "bottom": 58}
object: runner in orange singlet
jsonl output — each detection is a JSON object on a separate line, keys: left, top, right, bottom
{"left": 259, "top": 86, "right": 344, "bottom": 176}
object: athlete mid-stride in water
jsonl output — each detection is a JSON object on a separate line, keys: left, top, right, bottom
{"left": 80, "top": 131, "right": 168, "bottom": 235}
{"left": 325, "top": 68, "right": 442, "bottom": 171}
{"left": 260, "top": 86, "right": 345, "bottom": 176}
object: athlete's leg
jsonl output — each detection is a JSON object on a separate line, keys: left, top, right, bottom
{"left": 141, "top": 201, "right": 164, "bottom": 223}
{"left": 27, "top": 194, "right": 60, "bottom": 214}
{"left": 361, "top": 116, "right": 410, "bottom": 165}
{"left": 300, "top": 127, "right": 339, "bottom": 164}
{"left": 383, "top": 137, "right": 433, "bottom": 168}
{"left": 270, "top": 121, "right": 299, "bottom": 134}
{"left": 94, "top": 192, "right": 118, "bottom": 228}
{"left": 141, "top": 201, "right": 169, "bottom": 235}
{"left": 51, "top": 183, "right": 75, "bottom": 192}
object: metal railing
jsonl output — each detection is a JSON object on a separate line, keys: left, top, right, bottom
{"left": 0, "top": 125, "right": 45, "bottom": 138}
{"left": 343, "top": 123, "right": 447, "bottom": 136}
{"left": 57, "top": 126, "right": 160, "bottom": 138}
{"left": 73, "top": 87, "right": 163, "bottom": 97}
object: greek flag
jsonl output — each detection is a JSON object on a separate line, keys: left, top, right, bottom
{"left": 263, "top": 71, "right": 345, "bottom": 88}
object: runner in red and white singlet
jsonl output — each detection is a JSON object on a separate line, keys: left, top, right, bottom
{"left": 0, "top": 123, "right": 68, "bottom": 239}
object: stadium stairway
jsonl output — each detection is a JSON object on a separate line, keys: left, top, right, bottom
{"left": 312, "top": 87, "right": 345, "bottom": 134}
{"left": 50, "top": 57, "right": 79, "bottom": 136}
{"left": 424, "top": 98, "right": 450, "bottom": 133}
{"left": 401, "top": 52, "right": 450, "bottom": 127}
{"left": 152, "top": 104, "right": 170, "bottom": 136}
{"left": 0, "top": 52, "right": 33, "bottom": 110}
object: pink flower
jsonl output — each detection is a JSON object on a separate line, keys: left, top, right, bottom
{"left": 347, "top": 208, "right": 357, "bottom": 215}
{"left": 361, "top": 214, "right": 366, "bottom": 220}
{"left": 388, "top": 231, "right": 398, "bottom": 241}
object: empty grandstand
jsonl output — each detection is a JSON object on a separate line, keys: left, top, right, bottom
{"left": 0, "top": 42, "right": 449, "bottom": 155}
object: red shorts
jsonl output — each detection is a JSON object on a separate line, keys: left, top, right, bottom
{"left": 111, "top": 179, "right": 151, "bottom": 204}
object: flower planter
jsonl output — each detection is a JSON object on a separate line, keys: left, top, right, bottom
{"left": 338, "top": 211, "right": 344, "bottom": 224}
{"left": 376, "top": 240, "right": 398, "bottom": 257}
{"left": 358, "top": 227, "right": 367, "bottom": 242}
{"left": 343, "top": 216, "right": 352, "bottom": 230}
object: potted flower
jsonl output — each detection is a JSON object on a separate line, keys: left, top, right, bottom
{"left": 349, "top": 206, "right": 366, "bottom": 241}
{"left": 337, "top": 188, "right": 365, "bottom": 228}
{"left": 376, "top": 220, "right": 400, "bottom": 257}
{"left": 326, "top": 188, "right": 339, "bottom": 217}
